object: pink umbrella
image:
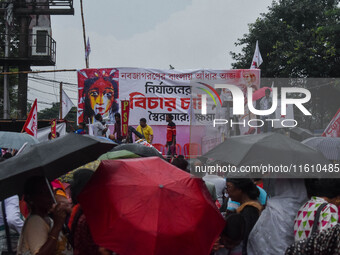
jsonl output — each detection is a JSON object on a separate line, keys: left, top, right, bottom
{"left": 252, "top": 87, "right": 272, "bottom": 101}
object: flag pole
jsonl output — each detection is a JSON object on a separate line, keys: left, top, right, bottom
{"left": 80, "top": 0, "right": 89, "bottom": 68}
{"left": 59, "top": 82, "right": 63, "bottom": 120}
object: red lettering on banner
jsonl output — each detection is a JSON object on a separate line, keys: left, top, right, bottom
{"left": 148, "top": 97, "right": 163, "bottom": 109}
{"left": 164, "top": 98, "right": 176, "bottom": 112}
{"left": 130, "top": 92, "right": 147, "bottom": 109}
{"left": 180, "top": 98, "right": 191, "bottom": 110}
{"left": 193, "top": 96, "right": 202, "bottom": 110}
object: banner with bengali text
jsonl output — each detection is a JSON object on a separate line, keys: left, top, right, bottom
{"left": 77, "top": 68, "right": 260, "bottom": 126}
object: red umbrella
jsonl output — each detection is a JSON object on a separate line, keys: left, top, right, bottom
{"left": 78, "top": 157, "right": 225, "bottom": 255}
{"left": 252, "top": 86, "right": 272, "bottom": 101}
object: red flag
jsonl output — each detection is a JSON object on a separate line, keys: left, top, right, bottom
{"left": 322, "top": 108, "right": 340, "bottom": 137}
{"left": 23, "top": 99, "right": 38, "bottom": 137}
{"left": 121, "top": 100, "right": 130, "bottom": 137}
{"left": 50, "top": 119, "right": 57, "bottom": 139}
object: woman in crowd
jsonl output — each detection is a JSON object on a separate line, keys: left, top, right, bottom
{"left": 17, "top": 176, "right": 72, "bottom": 255}
{"left": 293, "top": 178, "right": 340, "bottom": 241}
{"left": 226, "top": 178, "right": 262, "bottom": 255}
{"left": 286, "top": 224, "right": 340, "bottom": 254}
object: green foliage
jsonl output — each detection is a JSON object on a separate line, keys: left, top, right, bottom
{"left": 38, "top": 103, "right": 77, "bottom": 121}
{"left": 37, "top": 103, "right": 77, "bottom": 131}
{"left": 230, "top": 0, "right": 340, "bottom": 130}
{"left": 231, "top": 0, "right": 340, "bottom": 78}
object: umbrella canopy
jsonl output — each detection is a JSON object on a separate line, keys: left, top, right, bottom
{"left": 59, "top": 150, "right": 140, "bottom": 183}
{"left": 112, "top": 143, "right": 163, "bottom": 158}
{"left": 289, "top": 127, "right": 314, "bottom": 142}
{"left": 58, "top": 160, "right": 101, "bottom": 183}
{"left": 78, "top": 157, "right": 225, "bottom": 255}
{"left": 202, "top": 133, "right": 330, "bottom": 178}
{"left": 0, "top": 133, "right": 116, "bottom": 200}
{"left": 0, "top": 131, "right": 39, "bottom": 150}
{"left": 98, "top": 150, "right": 140, "bottom": 160}
{"left": 302, "top": 137, "right": 340, "bottom": 161}
{"left": 252, "top": 87, "right": 272, "bottom": 101}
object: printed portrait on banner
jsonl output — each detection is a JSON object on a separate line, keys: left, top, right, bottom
{"left": 78, "top": 69, "right": 120, "bottom": 124}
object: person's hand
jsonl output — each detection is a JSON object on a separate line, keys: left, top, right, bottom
{"left": 55, "top": 194, "right": 72, "bottom": 214}
{"left": 211, "top": 237, "right": 224, "bottom": 252}
{"left": 98, "top": 247, "right": 113, "bottom": 255}
{"left": 51, "top": 203, "right": 67, "bottom": 229}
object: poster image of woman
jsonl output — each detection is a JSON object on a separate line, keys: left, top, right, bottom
{"left": 83, "top": 71, "right": 119, "bottom": 124}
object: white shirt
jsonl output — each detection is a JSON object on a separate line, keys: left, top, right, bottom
{"left": 260, "top": 96, "right": 272, "bottom": 110}
{"left": 203, "top": 174, "right": 225, "bottom": 205}
{"left": 0, "top": 195, "right": 24, "bottom": 234}
{"left": 92, "top": 121, "right": 106, "bottom": 137}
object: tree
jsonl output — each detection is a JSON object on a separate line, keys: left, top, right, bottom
{"left": 230, "top": 0, "right": 340, "bottom": 130}
{"left": 38, "top": 102, "right": 77, "bottom": 129}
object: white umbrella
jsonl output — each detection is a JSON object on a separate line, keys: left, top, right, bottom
{"left": 302, "top": 137, "right": 340, "bottom": 161}
{"left": 0, "top": 131, "right": 39, "bottom": 150}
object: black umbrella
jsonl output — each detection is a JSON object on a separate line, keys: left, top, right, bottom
{"left": 111, "top": 143, "right": 163, "bottom": 158}
{"left": 202, "top": 133, "right": 331, "bottom": 178}
{"left": 0, "top": 133, "right": 117, "bottom": 200}
{"left": 289, "top": 127, "right": 314, "bottom": 142}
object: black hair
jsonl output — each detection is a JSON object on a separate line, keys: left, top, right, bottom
{"left": 140, "top": 118, "right": 147, "bottom": 123}
{"left": 83, "top": 77, "right": 119, "bottom": 124}
{"left": 228, "top": 178, "right": 260, "bottom": 200}
{"left": 222, "top": 213, "right": 245, "bottom": 241}
{"left": 24, "top": 176, "right": 48, "bottom": 203}
{"left": 172, "top": 157, "right": 189, "bottom": 172}
{"left": 95, "top": 113, "right": 102, "bottom": 121}
{"left": 305, "top": 178, "right": 340, "bottom": 199}
{"left": 48, "top": 132, "right": 60, "bottom": 140}
{"left": 2, "top": 152, "right": 12, "bottom": 159}
{"left": 167, "top": 114, "right": 174, "bottom": 120}
{"left": 70, "top": 169, "right": 94, "bottom": 204}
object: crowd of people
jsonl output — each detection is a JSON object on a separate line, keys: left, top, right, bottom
{"left": 2, "top": 141, "right": 340, "bottom": 255}
{"left": 78, "top": 112, "right": 178, "bottom": 160}
{"left": 2, "top": 107, "right": 340, "bottom": 255}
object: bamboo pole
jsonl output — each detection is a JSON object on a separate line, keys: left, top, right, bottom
{"left": 59, "top": 82, "right": 63, "bottom": 120}
{"left": 80, "top": 0, "right": 88, "bottom": 68}
{"left": 0, "top": 69, "right": 77, "bottom": 75}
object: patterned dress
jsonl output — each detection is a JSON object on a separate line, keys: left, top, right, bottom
{"left": 286, "top": 224, "right": 340, "bottom": 255}
{"left": 294, "top": 196, "right": 338, "bottom": 241}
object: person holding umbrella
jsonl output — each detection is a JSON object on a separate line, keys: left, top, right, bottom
{"left": 68, "top": 169, "right": 114, "bottom": 255}
{"left": 17, "top": 176, "right": 72, "bottom": 255}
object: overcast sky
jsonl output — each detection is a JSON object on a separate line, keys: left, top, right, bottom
{"left": 28, "top": 0, "right": 274, "bottom": 111}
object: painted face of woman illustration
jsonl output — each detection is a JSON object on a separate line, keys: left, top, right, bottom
{"left": 88, "top": 78, "right": 115, "bottom": 115}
